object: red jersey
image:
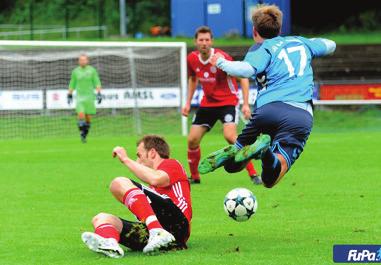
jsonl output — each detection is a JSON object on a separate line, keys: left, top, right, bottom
{"left": 187, "top": 48, "right": 239, "bottom": 107}
{"left": 152, "top": 159, "right": 192, "bottom": 223}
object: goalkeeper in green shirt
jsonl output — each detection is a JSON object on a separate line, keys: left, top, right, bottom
{"left": 67, "top": 54, "right": 102, "bottom": 143}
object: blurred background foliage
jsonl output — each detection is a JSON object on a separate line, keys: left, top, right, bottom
{"left": 0, "top": 0, "right": 379, "bottom": 37}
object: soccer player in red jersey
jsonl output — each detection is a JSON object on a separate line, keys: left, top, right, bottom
{"left": 81, "top": 135, "right": 192, "bottom": 257}
{"left": 182, "top": 26, "right": 261, "bottom": 185}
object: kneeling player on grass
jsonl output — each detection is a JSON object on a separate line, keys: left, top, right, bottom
{"left": 198, "top": 4, "right": 336, "bottom": 188}
{"left": 81, "top": 135, "right": 192, "bottom": 257}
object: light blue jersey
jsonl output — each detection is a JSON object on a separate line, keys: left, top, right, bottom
{"left": 216, "top": 36, "right": 336, "bottom": 108}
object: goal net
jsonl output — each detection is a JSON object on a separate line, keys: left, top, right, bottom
{"left": 0, "top": 40, "right": 188, "bottom": 139}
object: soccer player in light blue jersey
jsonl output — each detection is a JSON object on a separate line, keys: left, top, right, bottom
{"left": 198, "top": 4, "right": 336, "bottom": 188}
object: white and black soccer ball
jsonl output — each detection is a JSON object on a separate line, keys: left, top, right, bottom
{"left": 223, "top": 188, "right": 257, "bottom": 222}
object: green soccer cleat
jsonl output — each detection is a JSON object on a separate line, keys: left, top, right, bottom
{"left": 235, "top": 134, "right": 271, "bottom": 162}
{"left": 198, "top": 145, "right": 238, "bottom": 174}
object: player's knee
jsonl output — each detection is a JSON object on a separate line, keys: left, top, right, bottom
{"left": 109, "top": 176, "right": 133, "bottom": 195}
{"left": 187, "top": 136, "right": 200, "bottom": 149}
{"left": 92, "top": 212, "right": 112, "bottom": 225}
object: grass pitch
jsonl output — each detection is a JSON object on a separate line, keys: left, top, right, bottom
{"left": 0, "top": 109, "right": 380, "bottom": 265}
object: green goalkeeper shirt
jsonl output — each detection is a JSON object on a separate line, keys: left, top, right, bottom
{"left": 69, "top": 65, "right": 101, "bottom": 102}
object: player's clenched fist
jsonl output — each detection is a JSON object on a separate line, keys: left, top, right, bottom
{"left": 112, "top": 146, "right": 128, "bottom": 163}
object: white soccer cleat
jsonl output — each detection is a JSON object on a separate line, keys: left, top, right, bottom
{"left": 142, "top": 228, "right": 176, "bottom": 253}
{"left": 81, "top": 232, "right": 124, "bottom": 258}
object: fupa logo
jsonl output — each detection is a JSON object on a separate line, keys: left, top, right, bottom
{"left": 333, "top": 245, "right": 381, "bottom": 263}
{"left": 348, "top": 249, "right": 381, "bottom": 262}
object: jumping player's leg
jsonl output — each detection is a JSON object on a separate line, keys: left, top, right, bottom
{"left": 258, "top": 148, "right": 285, "bottom": 188}
{"left": 198, "top": 106, "right": 268, "bottom": 174}
{"left": 223, "top": 122, "right": 261, "bottom": 185}
{"left": 81, "top": 212, "right": 124, "bottom": 258}
{"left": 235, "top": 102, "right": 313, "bottom": 188}
{"left": 109, "top": 177, "right": 175, "bottom": 253}
{"left": 187, "top": 125, "right": 208, "bottom": 183}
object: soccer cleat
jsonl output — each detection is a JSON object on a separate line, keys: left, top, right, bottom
{"left": 143, "top": 228, "right": 176, "bottom": 253}
{"left": 198, "top": 145, "right": 238, "bottom": 174}
{"left": 81, "top": 232, "right": 124, "bottom": 258}
{"left": 250, "top": 175, "right": 263, "bottom": 185}
{"left": 235, "top": 134, "right": 271, "bottom": 162}
{"left": 188, "top": 177, "right": 201, "bottom": 184}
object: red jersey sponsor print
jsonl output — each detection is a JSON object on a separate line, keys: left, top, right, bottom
{"left": 153, "top": 159, "right": 192, "bottom": 222}
{"left": 187, "top": 48, "right": 239, "bottom": 107}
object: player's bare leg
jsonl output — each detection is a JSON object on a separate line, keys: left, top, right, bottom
{"left": 81, "top": 213, "right": 124, "bottom": 258}
{"left": 109, "top": 177, "right": 175, "bottom": 253}
{"left": 187, "top": 125, "right": 208, "bottom": 184}
{"left": 223, "top": 123, "right": 262, "bottom": 185}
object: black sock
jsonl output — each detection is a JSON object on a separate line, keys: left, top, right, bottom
{"left": 261, "top": 148, "right": 277, "bottom": 168}
{"left": 224, "top": 158, "right": 248, "bottom": 173}
{"left": 78, "top": 120, "right": 86, "bottom": 137}
{"left": 84, "top": 122, "right": 91, "bottom": 137}
{"left": 261, "top": 156, "right": 282, "bottom": 188}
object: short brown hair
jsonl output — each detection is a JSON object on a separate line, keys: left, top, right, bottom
{"left": 194, "top": 26, "right": 213, "bottom": 39}
{"left": 252, "top": 4, "right": 282, "bottom": 39}
{"left": 137, "top": 135, "right": 170, "bottom": 159}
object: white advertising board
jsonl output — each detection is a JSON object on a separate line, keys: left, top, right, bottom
{"left": 46, "top": 88, "right": 180, "bottom": 109}
{"left": 0, "top": 90, "right": 43, "bottom": 110}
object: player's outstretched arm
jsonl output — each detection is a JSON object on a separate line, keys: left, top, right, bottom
{"left": 112, "top": 146, "right": 170, "bottom": 187}
{"left": 214, "top": 57, "right": 255, "bottom": 78}
{"left": 303, "top": 37, "right": 336, "bottom": 57}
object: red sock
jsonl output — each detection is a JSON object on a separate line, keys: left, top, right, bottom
{"left": 245, "top": 161, "right": 257, "bottom": 177}
{"left": 123, "top": 188, "right": 162, "bottom": 231}
{"left": 188, "top": 147, "right": 201, "bottom": 180}
{"left": 95, "top": 223, "right": 120, "bottom": 242}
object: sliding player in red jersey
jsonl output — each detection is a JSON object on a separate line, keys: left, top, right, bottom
{"left": 182, "top": 26, "right": 261, "bottom": 185}
{"left": 81, "top": 135, "right": 192, "bottom": 257}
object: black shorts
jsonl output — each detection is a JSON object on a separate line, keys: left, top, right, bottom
{"left": 118, "top": 180, "right": 189, "bottom": 251}
{"left": 192, "top": 105, "right": 239, "bottom": 130}
{"left": 236, "top": 101, "right": 313, "bottom": 170}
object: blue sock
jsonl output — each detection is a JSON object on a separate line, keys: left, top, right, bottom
{"left": 262, "top": 148, "right": 278, "bottom": 168}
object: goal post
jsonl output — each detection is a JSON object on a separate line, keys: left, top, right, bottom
{"left": 0, "top": 40, "right": 188, "bottom": 139}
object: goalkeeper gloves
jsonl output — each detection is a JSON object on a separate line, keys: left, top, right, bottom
{"left": 96, "top": 92, "right": 102, "bottom": 104}
{"left": 67, "top": 93, "right": 73, "bottom": 105}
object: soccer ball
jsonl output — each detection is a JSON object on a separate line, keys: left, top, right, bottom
{"left": 223, "top": 188, "right": 257, "bottom": 222}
